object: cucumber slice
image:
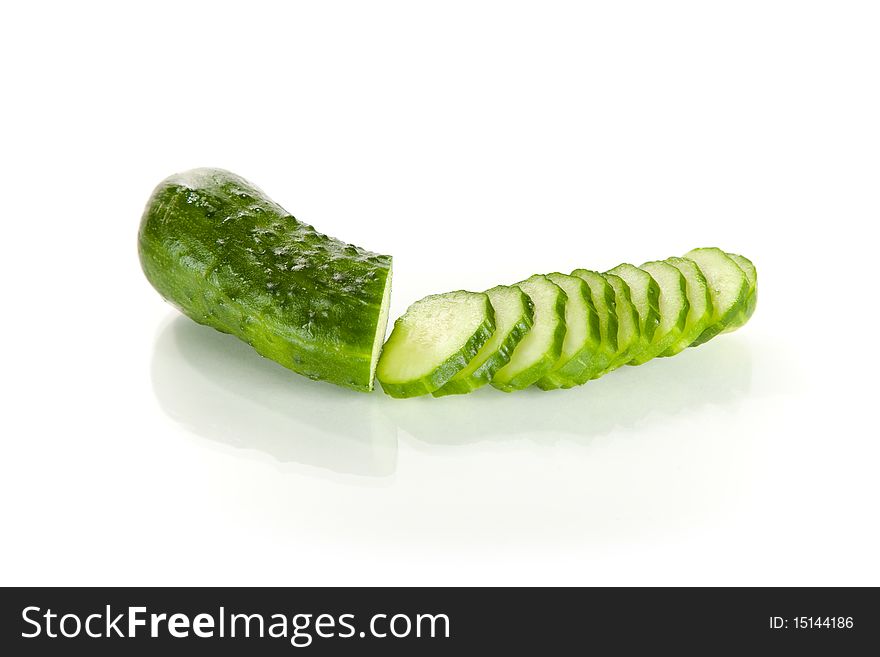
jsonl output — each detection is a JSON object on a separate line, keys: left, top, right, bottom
{"left": 661, "top": 256, "right": 714, "bottom": 357}
{"left": 491, "top": 275, "right": 566, "bottom": 392}
{"left": 725, "top": 252, "right": 758, "bottom": 331}
{"left": 536, "top": 272, "right": 602, "bottom": 389}
{"left": 571, "top": 269, "right": 618, "bottom": 376}
{"left": 629, "top": 260, "right": 689, "bottom": 364}
{"left": 605, "top": 263, "right": 660, "bottom": 365}
{"left": 376, "top": 291, "right": 495, "bottom": 398}
{"left": 684, "top": 247, "right": 749, "bottom": 346}
{"left": 433, "top": 285, "right": 534, "bottom": 397}
{"left": 600, "top": 272, "right": 641, "bottom": 373}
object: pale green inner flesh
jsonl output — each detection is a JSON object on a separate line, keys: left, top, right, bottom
{"left": 368, "top": 266, "right": 393, "bottom": 389}
{"left": 546, "top": 273, "right": 588, "bottom": 362}
{"left": 640, "top": 261, "right": 686, "bottom": 336}
{"left": 602, "top": 274, "right": 638, "bottom": 355}
{"left": 728, "top": 253, "right": 756, "bottom": 288}
{"left": 685, "top": 249, "right": 746, "bottom": 323}
{"left": 495, "top": 276, "right": 560, "bottom": 379}
{"left": 666, "top": 257, "right": 710, "bottom": 337}
{"left": 446, "top": 285, "right": 525, "bottom": 383}
{"left": 380, "top": 291, "right": 489, "bottom": 383}
{"left": 607, "top": 264, "right": 656, "bottom": 340}
{"left": 572, "top": 269, "right": 617, "bottom": 353}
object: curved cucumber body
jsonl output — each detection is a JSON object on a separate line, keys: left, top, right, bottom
{"left": 725, "top": 252, "right": 757, "bottom": 331}
{"left": 685, "top": 247, "right": 749, "bottom": 346}
{"left": 606, "top": 263, "right": 660, "bottom": 365}
{"left": 571, "top": 269, "right": 618, "bottom": 377}
{"left": 630, "top": 261, "right": 689, "bottom": 364}
{"left": 536, "top": 273, "right": 602, "bottom": 389}
{"left": 491, "top": 275, "right": 566, "bottom": 392}
{"left": 600, "top": 273, "right": 641, "bottom": 373}
{"left": 377, "top": 291, "right": 495, "bottom": 398}
{"left": 661, "top": 256, "right": 713, "bottom": 356}
{"left": 138, "top": 168, "right": 393, "bottom": 392}
{"left": 433, "top": 285, "right": 534, "bottom": 397}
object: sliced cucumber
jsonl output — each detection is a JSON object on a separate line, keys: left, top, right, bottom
{"left": 536, "top": 272, "right": 601, "bottom": 389}
{"left": 725, "top": 252, "right": 757, "bottom": 331}
{"left": 600, "top": 272, "right": 641, "bottom": 373}
{"left": 629, "top": 260, "right": 689, "bottom": 364}
{"left": 684, "top": 247, "right": 749, "bottom": 346}
{"left": 376, "top": 291, "right": 495, "bottom": 398}
{"left": 433, "top": 285, "right": 534, "bottom": 397}
{"left": 491, "top": 275, "right": 566, "bottom": 392}
{"left": 571, "top": 269, "right": 618, "bottom": 377}
{"left": 605, "top": 263, "right": 660, "bottom": 365}
{"left": 661, "top": 256, "right": 714, "bottom": 356}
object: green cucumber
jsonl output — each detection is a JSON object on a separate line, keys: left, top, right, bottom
{"left": 684, "top": 247, "right": 749, "bottom": 346}
{"left": 661, "top": 256, "right": 714, "bottom": 356}
{"left": 433, "top": 285, "right": 534, "bottom": 397}
{"left": 600, "top": 273, "right": 641, "bottom": 373}
{"left": 536, "top": 273, "right": 602, "bottom": 389}
{"left": 138, "top": 168, "right": 393, "bottom": 392}
{"left": 376, "top": 291, "right": 495, "bottom": 398}
{"left": 570, "top": 269, "right": 618, "bottom": 377}
{"left": 491, "top": 275, "right": 566, "bottom": 392}
{"left": 629, "top": 260, "right": 689, "bottom": 364}
{"left": 605, "top": 263, "right": 660, "bottom": 365}
{"left": 725, "top": 252, "right": 758, "bottom": 331}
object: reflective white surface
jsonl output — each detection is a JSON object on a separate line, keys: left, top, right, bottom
{"left": 2, "top": 1, "right": 878, "bottom": 586}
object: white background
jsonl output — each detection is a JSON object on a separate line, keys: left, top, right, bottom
{"left": 2, "top": 1, "right": 878, "bottom": 586}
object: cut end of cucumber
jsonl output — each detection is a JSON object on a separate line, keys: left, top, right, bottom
{"left": 368, "top": 264, "right": 393, "bottom": 390}
{"left": 684, "top": 247, "right": 749, "bottom": 345}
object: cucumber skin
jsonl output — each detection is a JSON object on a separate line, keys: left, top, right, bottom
{"left": 378, "top": 293, "right": 496, "bottom": 399}
{"left": 138, "top": 168, "right": 392, "bottom": 393}
{"left": 491, "top": 277, "right": 567, "bottom": 392}
{"left": 432, "top": 287, "right": 534, "bottom": 397}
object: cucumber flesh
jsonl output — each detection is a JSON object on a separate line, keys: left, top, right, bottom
{"left": 571, "top": 269, "right": 618, "bottom": 376}
{"left": 433, "top": 285, "right": 534, "bottom": 397}
{"left": 684, "top": 247, "right": 749, "bottom": 346}
{"left": 605, "top": 263, "right": 660, "bottom": 365}
{"left": 491, "top": 275, "right": 566, "bottom": 392}
{"left": 725, "top": 252, "right": 757, "bottom": 331}
{"left": 376, "top": 291, "right": 495, "bottom": 398}
{"left": 661, "top": 256, "right": 713, "bottom": 356}
{"left": 630, "top": 260, "right": 689, "bottom": 364}
{"left": 600, "top": 273, "right": 641, "bottom": 373}
{"left": 536, "top": 272, "right": 602, "bottom": 389}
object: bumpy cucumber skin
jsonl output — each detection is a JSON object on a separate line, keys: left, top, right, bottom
{"left": 433, "top": 286, "right": 534, "bottom": 397}
{"left": 606, "top": 263, "right": 660, "bottom": 366}
{"left": 536, "top": 273, "right": 602, "bottom": 390}
{"left": 138, "top": 168, "right": 393, "bottom": 392}
{"left": 491, "top": 276, "right": 567, "bottom": 392}
{"left": 660, "top": 256, "right": 713, "bottom": 357}
{"left": 724, "top": 252, "right": 758, "bottom": 331}
{"left": 629, "top": 261, "right": 689, "bottom": 365}
{"left": 685, "top": 248, "right": 749, "bottom": 347}
{"left": 378, "top": 293, "right": 495, "bottom": 399}
{"left": 599, "top": 273, "right": 641, "bottom": 374}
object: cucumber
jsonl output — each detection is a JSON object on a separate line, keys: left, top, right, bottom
{"left": 138, "top": 168, "right": 393, "bottom": 392}
{"left": 661, "top": 256, "right": 714, "bottom": 356}
{"left": 725, "top": 252, "right": 758, "bottom": 331}
{"left": 600, "top": 273, "right": 641, "bottom": 373}
{"left": 570, "top": 269, "right": 618, "bottom": 377}
{"left": 629, "top": 260, "right": 689, "bottom": 364}
{"left": 491, "top": 275, "right": 566, "bottom": 392}
{"left": 536, "top": 272, "right": 602, "bottom": 389}
{"left": 376, "top": 291, "right": 495, "bottom": 398}
{"left": 605, "top": 263, "right": 660, "bottom": 365}
{"left": 684, "top": 247, "right": 749, "bottom": 346}
{"left": 433, "top": 285, "right": 534, "bottom": 397}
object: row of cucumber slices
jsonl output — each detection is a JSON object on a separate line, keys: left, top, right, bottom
{"left": 376, "top": 247, "right": 757, "bottom": 398}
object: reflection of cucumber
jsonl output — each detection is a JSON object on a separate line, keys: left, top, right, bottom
{"left": 606, "top": 263, "right": 660, "bottom": 365}
{"left": 138, "top": 168, "right": 393, "bottom": 392}
{"left": 685, "top": 248, "right": 748, "bottom": 346}
{"left": 661, "top": 257, "right": 713, "bottom": 356}
{"left": 726, "top": 253, "right": 757, "bottom": 331}
{"left": 491, "top": 275, "right": 567, "bottom": 392}
{"left": 630, "top": 261, "right": 689, "bottom": 364}
{"left": 571, "top": 269, "right": 618, "bottom": 377}
{"left": 536, "top": 273, "right": 601, "bottom": 389}
{"left": 377, "top": 291, "right": 495, "bottom": 398}
{"left": 433, "top": 285, "right": 534, "bottom": 397}
{"left": 600, "top": 273, "right": 641, "bottom": 373}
